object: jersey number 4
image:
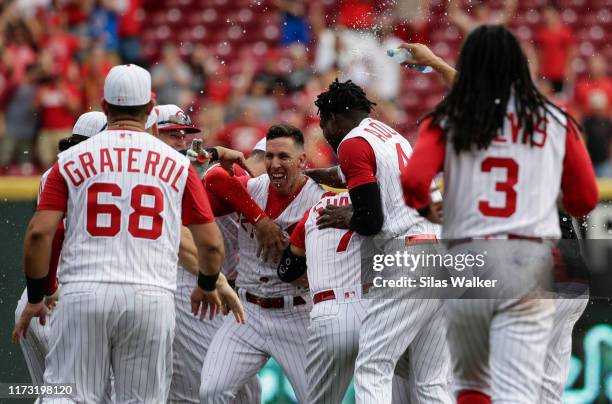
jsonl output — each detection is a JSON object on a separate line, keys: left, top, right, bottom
{"left": 478, "top": 157, "right": 519, "bottom": 217}
{"left": 86, "top": 183, "right": 164, "bottom": 239}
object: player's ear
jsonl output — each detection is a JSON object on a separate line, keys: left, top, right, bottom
{"left": 145, "top": 100, "right": 154, "bottom": 114}
{"left": 297, "top": 151, "right": 307, "bottom": 169}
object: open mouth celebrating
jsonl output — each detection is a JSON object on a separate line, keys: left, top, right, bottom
{"left": 271, "top": 172, "right": 287, "bottom": 188}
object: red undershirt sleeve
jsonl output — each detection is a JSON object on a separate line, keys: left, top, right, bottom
{"left": 560, "top": 120, "right": 599, "bottom": 217}
{"left": 401, "top": 118, "right": 446, "bottom": 209}
{"left": 37, "top": 163, "right": 68, "bottom": 212}
{"left": 205, "top": 165, "right": 266, "bottom": 223}
{"left": 337, "top": 137, "right": 377, "bottom": 190}
{"left": 182, "top": 165, "right": 215, "bottom": 225}
{"left": 290, "top": 209, "right": 310, "bottom": 249}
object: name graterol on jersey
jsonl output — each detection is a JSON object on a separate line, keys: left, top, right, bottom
{"left": 364, "top": 113, "right": 550, "bottom": 148}
{"left": 61, "top": 146, "right": 185, "bottom": 191}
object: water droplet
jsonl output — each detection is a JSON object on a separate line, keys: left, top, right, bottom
{"left": 494, "top": 99, "right": 500, "bottom": 104}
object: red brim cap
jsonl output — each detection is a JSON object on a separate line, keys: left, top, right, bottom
{"left": 158, "top": 124, "right": 202, "bottom": 134}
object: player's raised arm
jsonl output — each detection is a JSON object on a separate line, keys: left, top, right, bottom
{"left": 187, "top": 143, "right": 254, "bottom": 179}
{"left": 205, "top": 165, "right": 286, "bottom": 263}
{"left": 398, "top": 43, "right": 458, "bottom": 87}
{"left": 303, "top": 166, "right": 347, "bottom": 188}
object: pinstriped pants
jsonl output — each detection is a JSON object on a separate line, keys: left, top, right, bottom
{"left": 445, "top": 240, "right": 556, "bottom": 404}
{"left": 16, "top": 288, "right": 115, "bottom": 403}
{"left": 539, "top": 292, "right": 589, "bottom": 404}
{"left": 354, "top": 243, "right": 453, "bottom": 404}
{"left": 354, "top": 295, "right": 452, "bottom": 404}
{"left": 42, "top": 282, "right": 175, "bottom": 404}
{"left": 15, "top": 289, "right": 52, "bottom": 387}
{"left": 200, "top": 294, "right": 311, "bottom": 404}
{"left": 307, "top": 296, "right": 451, "bottom": 404}
{"left": 169, "top": 269, "right": 260, "bottom": 404}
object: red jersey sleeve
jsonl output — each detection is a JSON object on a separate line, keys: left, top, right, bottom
{"left": 182, "top": 165, "right": 215, "bottom": 225}
{"left": 290, "top": 209, "right": 310, "bottom": 249}
{"left": 337, "top": 137, "right": 377, "bottom": 190}
{"left": 401, "top": 118, "right": 446, "bottom": 209}
{"left": 37, "top": 163, "right": 68, "bottom": 212}
{"left": 204, "top": 181, "right": 234, "bottom": 217}
{"left": 561, "top": 121, "right": 599, "bottom": 217}
{"left": 205, "top": 165, "right": 266, "bottom": 223}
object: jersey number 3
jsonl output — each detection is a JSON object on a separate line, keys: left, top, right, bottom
{"left": 478, "top": 157, "right": 518, "bottom": 217}
{"left": 87, "top": 183, "right": 164, "bottom": 239}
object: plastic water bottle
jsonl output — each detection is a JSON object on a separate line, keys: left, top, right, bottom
{"left": 387, "top": 48, "right": 433, "bottom": 74}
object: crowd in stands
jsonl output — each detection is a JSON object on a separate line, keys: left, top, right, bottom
{"left": 0, "top": 0, "right": 610, "bottom": 178}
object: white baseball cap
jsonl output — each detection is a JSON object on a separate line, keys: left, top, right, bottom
{"left": 104, "top": 64, "right": 151, "bottom": 106}
{"left": 145, "top": 104, "right": 200, "bottom": 134}
{"left": 72, "top": 111, "right": 107, "bottom": 138}
{"left": 252, "top": 137, "right": 266, "bottom": 152}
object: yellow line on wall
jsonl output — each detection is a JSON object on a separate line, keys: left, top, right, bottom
{"left": 1, "top": 176, "right": 612, "bottom": 202}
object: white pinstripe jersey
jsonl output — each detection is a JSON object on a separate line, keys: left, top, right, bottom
{"left": 236, "top": 175, "right": 326, "bottom": 297}
{"left": 55, "top": 130, "right": 192, "bottom": 291}
{"left": 216, "top": 214, "right": 240, "bottom": 280}
{"left": 442, "top": 104, "right": 568, "bottom": 239}
{"left": 303, "top": 192, "right": 363, "bottom": 294}
{"left": 340, "top": 118, "right": 438, "bottom": 238}
{"left": 203, "top": 162, "right": 241, "bottom": 280}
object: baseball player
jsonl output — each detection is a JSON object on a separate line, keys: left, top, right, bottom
{"left": 278, "top": 191, "right": 452, "bottom": 403}
{"left": 540, "top": 210, "right": 590, "bottom": 404}
{"left": 199, "top": 124, "right": 328, "bottom": 403}
{"left": 14, "top": 111, "right": 107, "bottom": 389}
{"left": 12, "top": 64, "right": 233, "bottom": 403}
{"left": 145, "top": 104, "right": 259, "bottom": 404}
{"left": 313, "top": 79, "right": 452, "bottom": 403}
{"left": 401, "top": 26, "right": 598, "bottom": 403}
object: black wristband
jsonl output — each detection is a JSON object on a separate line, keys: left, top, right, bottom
{"left": 205, "top": 147, "right": 219, "bottom": 162}
{"left": 277, "top": 246, "right": 307, "bottom": 283}
{"left": 198, "top": 272, "right": 219, "bottom": 291}
{"left": 26, "top": 275, "right": 46, "bottom": 304}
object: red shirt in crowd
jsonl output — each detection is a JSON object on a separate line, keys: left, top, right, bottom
{"left": 36, "top": 82, "right": 80, "bottom": 130}
{"left": 60, "top": 3, "right": 88, "bottom": 27}
{"left": 43, "top": 32, "right": 79, "bottom": 75}
{"left": 5, "top": 44, "right": 37, "bottom": 84}
{"left": 338, "top": 0, "right": 375, "bottom": 29}
{"left": 215, "top": 122, "right": 268, "bottom": 155}
{"left": 535, "top": 24, "right": 575, "bottom": 81}
{"left": 574, "top": 76, "right": 612, "bottom": 116}
{"left": 118, "top": 0, "right": 142, "bottom": 38}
